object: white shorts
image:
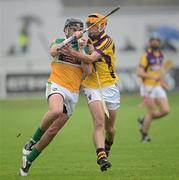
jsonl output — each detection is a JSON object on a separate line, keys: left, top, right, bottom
{"left": 46, "top": 82, "right": 79, "bottom": 117}
{"left": 140, "top": 85, "right": 167, "bottom": 98}
{"left": 82, "top": 84, "right": 120, "bottom": 110}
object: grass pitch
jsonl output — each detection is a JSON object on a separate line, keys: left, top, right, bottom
{"left": 0, "top": 93, "right": 179, "bottom": 180}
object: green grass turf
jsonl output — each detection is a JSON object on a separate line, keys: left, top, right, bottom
{"left": 0, "top": 93, "right": 179, "bottom": 180}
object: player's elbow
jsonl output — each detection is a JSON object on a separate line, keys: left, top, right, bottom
{"left": 50, "top": 51, "right": 56, "bottom": 57}
{"left": 50, "top": 45, "right": 59, "bottom": 57}
{"left": 161, "top": 108, "right": 170, "bottom": 116}
{"left": 136, "top": 69, "right": 142, "bottom": 77}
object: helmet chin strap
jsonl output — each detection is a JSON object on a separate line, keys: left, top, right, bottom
{"left": 98, "top": 23, "right": 106, "bottom": 32}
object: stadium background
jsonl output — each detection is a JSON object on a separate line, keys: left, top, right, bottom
{"left": 0, "top": 0, "right": 179, "bottom": 179}
{"left": 0, "top": 0, "right": 179, "bottom": 98}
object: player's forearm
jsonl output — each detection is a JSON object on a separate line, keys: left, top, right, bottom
{"left": 82, "top": 63, "right": 92, "bottom": 76}
{"left": 161, "top": 79, "right": 169, "bottom": 90}
{"left": 71, "top": 51, "right": 96, "bottom": 63}
{"left": 137, "top": 67, "right": 153, "bottom": 79}
{"left": 138, "top": 71, "right": 153, "bottom": 79}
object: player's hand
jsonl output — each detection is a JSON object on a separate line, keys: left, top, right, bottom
{"left": 151, "top": 75, "right": 161, "bottom": 81}
{"left": 161, "top": 79, "right": 170, "bottom": 90}
{"left": 73, "top": 31, "right": 83, "bottom": 39}
{"left": 50, "top": 44, "right": 63, "bottom": 56}
{"left": 163, "top": 83, "right": 170, "bottom": 91}
{"left": 82, "top": 63, "right": 92, "bottom": 75}
{"left": 78, "top": 37, "right": 88, "bottom": 49}
{"left": 88, "top": 44, "right": 94, "bottom": 54}
{"left": 60, "top": 44, "right": 75, "bottom": 56}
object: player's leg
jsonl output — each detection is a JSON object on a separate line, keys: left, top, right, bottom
{"left": 154, "top": 97, "right": 170, "bottom": 119}
{"left": 20, "top": 86, "right": 78, "bottom": 176}
{"left": 152, "top": 87, "right": 170, "bottom": 119}
{"left": 20, "top": 113, "right": 68, "bottom": 176}
{"left": 84, "top": 87, "right": 111, "bottom": 171}
{"left": 138, "top": 85, "right": 146, "bottom": 123}
{"left": 89, "top": 101, "right": 111, "bottom": 171}
{"left": 84, "top": 88, "right": 111, "bottom": 171}
{"left": 20, "top": 94, "right": 64, "bottom": 176}
{"left": 40, "top": 94, "right": 64, "bottom": 130}
{"left": 35, "top": 113, "right": 68, "bottom": 151}
{"left": 23, "top": 93, "right": 64, "bottom": 155}
{"left": 142, "top": 87, "right": 169, "bottom": 120}
{"left": 138, "top": 85, "right": 154, "bottom": 142}
{"left": 84, "top": 88, "right": 106, "bottom": 148}
{"left": 140, "top": 98, "right": 156, "bottom": 142}
{"left": 23, "top": 82, "right": 64, "bottom": 155}
{"left": 103, "top": 84, "right": 120, "bottom": 156}
{"left": 105, "top": 110, "right": 117, "bottom": 157}
{"left": 89, "top": 101, "right": 105, "bottom": 148}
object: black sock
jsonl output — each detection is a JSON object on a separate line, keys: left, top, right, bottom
{"left": 105, "top": 140, "right": 113, "bottom": 153}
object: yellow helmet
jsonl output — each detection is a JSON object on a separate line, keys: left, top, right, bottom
{"left": 86, "top": 13, "right": 107, "bottom": 30}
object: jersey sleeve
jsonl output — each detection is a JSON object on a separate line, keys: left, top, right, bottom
{"left": 139, "top": 53, "right": 148, "bottom": 68}
{"left": 50, "top": 38, "right": 64, "bottom": 47}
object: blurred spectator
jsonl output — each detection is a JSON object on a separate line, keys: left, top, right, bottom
{"left": 7, "top": 45, "right": 16, "bottom": 55}
{"left": 17, "top": 23, "right": 30, "bottom": 53}
{"left": 145, "top": 38, "right": 178, "bottom": 53}
{"left": 146, "top": 25, "right": 179, "bottom": 53}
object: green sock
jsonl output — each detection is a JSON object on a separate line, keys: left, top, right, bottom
{"left": 32, "top": 127, "right": 44, "bottom": 142}
{"left": 27, "top": 147, "right": 41, "bottom": 162}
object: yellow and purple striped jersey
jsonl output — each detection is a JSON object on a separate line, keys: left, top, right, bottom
{"left": 82, "top": 32, "right": 119, "bottom": 88}
{"left": 48, "top": 38, "right": 88, "bottom": 92}
{"left": 139, "top": 48, "right": 164, "bottom": 86}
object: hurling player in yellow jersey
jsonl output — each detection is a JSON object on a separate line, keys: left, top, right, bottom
{"left": 20, "top": 18, "right": 91, "bottom": 176}
{"left": 61, "top": 13, "right": 120, "bottom": 171}
{"left": 137, "top": 33, "right": 170, "bottom": 143}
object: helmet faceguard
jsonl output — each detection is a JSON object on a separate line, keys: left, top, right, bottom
{"left": 64, "top": 18, "right": 84, "bottom": 38}
{"left": 86, "top": 13, "right": 107, "bottom": 39}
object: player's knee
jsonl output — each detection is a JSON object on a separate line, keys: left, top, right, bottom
{"left": 161, "top": 108, "right": 170, "bottom": 116}
{"left": 94, "top": 120, "right": 105, "bottom": 130}
{"left": 50, "top": 109, "right": 63, "bottom": 119}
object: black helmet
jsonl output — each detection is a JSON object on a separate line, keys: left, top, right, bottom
{"left": 64, "top": 18, "right": 84, "bottom": 31}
